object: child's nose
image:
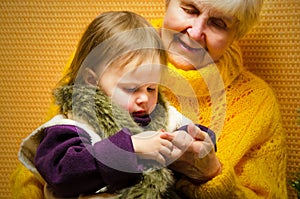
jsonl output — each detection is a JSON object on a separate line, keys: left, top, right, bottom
{"left": 135, "top": 92, "right": 148, "bottom": 104}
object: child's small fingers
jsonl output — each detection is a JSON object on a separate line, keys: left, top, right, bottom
{"left": 160, "top": 145, "right": 173, "bottom": 156}
{"left": 161, "top": 139, "right": 173, "bottom": 151}
{"left": 156, "top": 152, "right": 166, "bottom": 166}
{"left": 160, "top": 132, "right": 174, "bottom": 141}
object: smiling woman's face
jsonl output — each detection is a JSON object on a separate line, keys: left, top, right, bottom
{"left": 162, "top": 0, "right": 237, "bottom": 70}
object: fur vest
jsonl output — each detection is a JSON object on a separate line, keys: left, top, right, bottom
{"left": 55, "top": 85, "right": 174, "bottom": 198}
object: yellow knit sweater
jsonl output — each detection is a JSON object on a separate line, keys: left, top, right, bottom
{"left": 152, "top": 18, "right": 287, "bottom": 198}
{"left": 163, "top": 46, "right": 287, "bottom": 198}
{"left": 11, "top": 19, "right": 288, "bottom": 198}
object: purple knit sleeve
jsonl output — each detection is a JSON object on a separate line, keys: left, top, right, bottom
{"left": 34, "top": 125, "right": 142, "bottom": 197}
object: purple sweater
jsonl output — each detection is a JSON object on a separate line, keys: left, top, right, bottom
{"left": 34, "top": 114, "right": 216, "bottom": 198}
{"left": 35, "top": 125, "right": 142, "bottom": 197}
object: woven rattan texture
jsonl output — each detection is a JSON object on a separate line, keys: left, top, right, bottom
{"left": 0, "top": 0, "right": 299, "bottom": 198}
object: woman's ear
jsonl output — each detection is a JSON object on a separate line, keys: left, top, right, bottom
{"left": 83, "top": 68, "right": 98, "bottom": 86}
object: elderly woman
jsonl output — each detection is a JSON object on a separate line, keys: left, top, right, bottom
{"left": 159, "top": 0, "right": 287, "bottom": 198}
{"left": 11, "top": 0, "right": 287, "bottom": 198}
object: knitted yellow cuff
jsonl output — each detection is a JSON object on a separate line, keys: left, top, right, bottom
{"left": 175, "top": 160, "right": 237, "bottom": 198}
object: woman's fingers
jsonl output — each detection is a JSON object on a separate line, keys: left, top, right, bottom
{"left": 172, "top": 130, "right": 193, "bottom": 150}
{"left": 187, "top": 123, "right": 206, "bottom": 140}
{"left": 197, "top": 138, "right": 214, "bottom": 158}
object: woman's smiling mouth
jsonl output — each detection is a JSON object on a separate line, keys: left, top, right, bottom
{"left": 174, "top": 33, "right": 206, "bottom": 52}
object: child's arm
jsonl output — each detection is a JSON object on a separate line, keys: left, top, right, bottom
{"left": 35, "top": 125, "right": 142, "bottom": 197}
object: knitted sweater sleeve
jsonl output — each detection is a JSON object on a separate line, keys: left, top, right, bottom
{"left": 10, "top": 163, "right": 44, "bottom": 199}
{"left": 35, "top": 125, "right": 142, "bottom": 197}
{"left": 175, "top": 78, "right": 287, "bottom": 198}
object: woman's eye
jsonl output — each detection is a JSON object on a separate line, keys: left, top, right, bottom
{"left": 208, "top": 18, "right": 227, "bottom": 29}
{"left": 182, "top": 6, "right": 199, "bottom": 15}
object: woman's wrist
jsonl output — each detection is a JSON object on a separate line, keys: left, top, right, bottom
{"left": 186, "top": 164, "right": 222, "bottom": 184}
{"left": 188, "top": 154, "right": 222, "bottom": 184}
{"left": 205, "top": 163, "right": 222, "bottom": 180}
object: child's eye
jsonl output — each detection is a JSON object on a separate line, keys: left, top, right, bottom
{"left": 147, "top": 86, "right": 157, "bottom": 92}
{"left": 124, "top": 87, "right": 137, "bottom": 93}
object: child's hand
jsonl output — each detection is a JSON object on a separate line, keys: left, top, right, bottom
{"left": 132, "top": 131, "right": 173, "bottom": 166}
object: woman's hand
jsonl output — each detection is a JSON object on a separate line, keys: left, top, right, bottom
{"left": 163, "top": 124, "right": 222, "bottom": 183}
{"left": 132, "top": 131, "right": 174, "bottom": 166}
{"left": 160, "top": 129, "right": 194, "bottom": 164}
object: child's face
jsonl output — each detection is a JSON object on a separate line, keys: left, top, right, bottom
{"left": 98, "top": 56, "right": 162, "bottom": 117}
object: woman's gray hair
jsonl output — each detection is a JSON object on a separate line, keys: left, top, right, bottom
{"left": 165, "top": 0, "right": 264, "bottom": 39}
{"left": 210, "top": 0, "right": 264, "bottom": 39}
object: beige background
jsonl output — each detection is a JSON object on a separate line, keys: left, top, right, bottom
{"left": 0, "top": 0, "right": 299, "bottom": 198}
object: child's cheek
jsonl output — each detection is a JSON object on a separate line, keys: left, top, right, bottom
{"left": 126, "top": 103, "right": 135, "bottom": 114}
{"left": 124, "top": 95, "right": 135, "bottom": 113}
{"left": 112, "top": 92, "right": 133, "bottom": 113}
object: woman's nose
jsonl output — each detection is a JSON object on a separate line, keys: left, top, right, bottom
{"left": 187, "top": 17, "right": 206, "bottom": 44}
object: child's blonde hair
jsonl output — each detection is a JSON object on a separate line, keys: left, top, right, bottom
{"left": 59, "top": 11, "right": 167, "bottom": 86}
